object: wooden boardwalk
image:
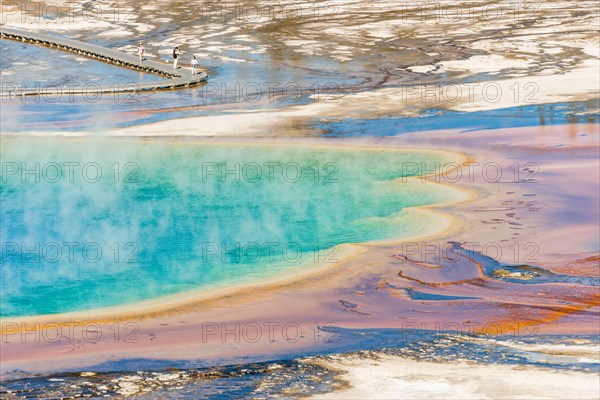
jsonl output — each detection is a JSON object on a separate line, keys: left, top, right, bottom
{"left": 0, "top": 26, "right": 208, "bottom": 97}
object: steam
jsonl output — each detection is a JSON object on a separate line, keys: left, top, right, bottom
{"left": 0, "top": 137, "right": 464, "bottom": 317}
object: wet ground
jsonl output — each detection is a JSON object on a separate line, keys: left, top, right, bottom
{"left": 1, "top": 0, "right": 598, "bottom": 131}
{"left": 1, "top": 331, "right": 597, "bottom": 399}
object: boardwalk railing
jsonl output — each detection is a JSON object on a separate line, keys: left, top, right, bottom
{"left": 1, "top": 26, "right": 208, "bottom": 97}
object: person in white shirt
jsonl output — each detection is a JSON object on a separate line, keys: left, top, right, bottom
{"left": 137, "top": 41, "right": 144, "bottom": 63}
{"left": 191, "top": 56, "right": 198, "bottom": 75}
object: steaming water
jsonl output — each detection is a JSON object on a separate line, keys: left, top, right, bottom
{"left": 0, "top": 138, "right": 464, "bottom": 317}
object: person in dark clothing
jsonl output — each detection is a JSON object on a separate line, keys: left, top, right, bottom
{"left": 173, "top": 46, "right": 180, "bottom": 69}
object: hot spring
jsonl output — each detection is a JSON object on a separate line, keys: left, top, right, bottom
{"left": 0, "top": 138, "right": 467, "bottom": 317}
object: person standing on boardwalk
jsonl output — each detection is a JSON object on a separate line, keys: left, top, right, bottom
{"left": 137, "top": 41, "right": 144, "bottom": 63}
{"left": 191, "top": 55, "right": 198, "bottom": 75}
{"left": 173, "top": 46, "right": 180, "bottom": 69}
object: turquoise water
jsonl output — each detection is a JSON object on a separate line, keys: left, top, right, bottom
{"left": 0, "top": 138, "right": 463, "bottom": 317}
